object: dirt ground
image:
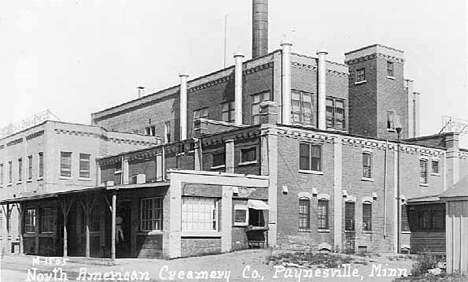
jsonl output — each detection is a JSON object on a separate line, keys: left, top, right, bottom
{"left": 0, "top": 249, "right": 415, "bottom": 282}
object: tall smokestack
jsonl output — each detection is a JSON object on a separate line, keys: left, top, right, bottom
{"left": 252, "top": 0, "right": 268, "bottom": 58}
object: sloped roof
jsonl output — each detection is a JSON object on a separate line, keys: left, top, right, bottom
{"left": 439, "top": 176, "right": 468, "bottom": 198}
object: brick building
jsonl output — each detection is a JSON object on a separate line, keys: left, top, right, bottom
{"left": 1, "top": 0, "right": 467, "bottom": 259}
{"left": 0, "top": 120, "right": 157, "bottom": 255}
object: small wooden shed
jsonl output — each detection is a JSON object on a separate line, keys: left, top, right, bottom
{"left": 440, "top": 176, "right": 468, "bottom": 274}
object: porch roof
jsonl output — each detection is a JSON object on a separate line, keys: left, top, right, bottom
{"left": 407, "top": 194, "right": 441, "bottom": 204}
{"left": 0, "top": 186, "right": 106, "bottom": 204}
{"left": 439, "top": 176, "right": 468, "bottom": 199}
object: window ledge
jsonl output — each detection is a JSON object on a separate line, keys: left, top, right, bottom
{"left": 344, "top": 230, "right": 356, "bottom": 233}
{"left": 234, "top": 223, "right": 249, "bottom": 227}
{"left": 419, "top": 183, "right": 429, "bottom": 187}
{"left": 7, "top": 183, "right": 12, "bottom": 187}
{"left": 354, "top": 80, "right": 367, "bottom": 85}
{"left": 318, "top": 229, "right": 331, "bottom": 233}
{"left": 298, "top": 229, "right": 311, "bottom": 233}
{"left": 210, "top": 165, "right": 226, "bottom": 170}
{"left": 114, "top": 171, "right": 122, "bottom": 175}
{"left": 299, "top": 170, "right": 323, "bottom": 175}
{"left": 431, "top": 173, "right": 441, "bottom": 177}
{"left": 387, "top": 76, "right": 395, "bottom": 80}
{"left": 137, "top": 230, "right": 163, "bottom": 236}
{"left": 78, "top": 178, "right": 92, "bottom": 181}
{"left": 16, "top": 181, "right": 22, "bottom": 185}
{"left": 59, "top": 176, "right": 72, "bottom": 180}
{"left": 402, "top": 231, "right": 412, "bottom": 234}
{"left": 362, "top": 231, "right": 374, "bottom": 234}
{"left": 37, "top": 177, "right": 44, "bottom": 181}
{"left": 239, "top": 160, "right": 257, "bottom": 166}
{"left": 180, "top": 232, "right": 221, "bottom": 237}
{"left": 26, "top": 179, "right": 32, "bottom": 183}
{"left": 361, "top": 177, "right": 374, "bottom": 182}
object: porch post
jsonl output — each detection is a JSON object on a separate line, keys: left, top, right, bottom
{"left": 16, "top": 203, "right": 24, "bottom": 254}
{"left": 111, "top": 191, "right": 117, "bottom": 260}
{"left": 85, "top": 207, "right": 90, "bottom": 258}
{"left": 60, "top": 198, "right": 73, "bottom": 258}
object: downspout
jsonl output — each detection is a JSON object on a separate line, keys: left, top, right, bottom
{"left": 383, "top": 140, "right": 388, "bottom": 238}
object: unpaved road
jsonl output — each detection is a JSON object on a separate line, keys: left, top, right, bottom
{"left": 0, "top": 250, "right": 414, "bottom": 282}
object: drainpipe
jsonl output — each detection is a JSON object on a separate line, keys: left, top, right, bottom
{"left": 234, "top": 52, "right": 244, "bottom": 125}
{"left": 179, "top": 73, "right": 189, "bottom": 140}
{"left": 317, "top": 49, "right": 328, "bottom": 130}
{"left": 281, "top": 40, "right": 292, "bottom": 125}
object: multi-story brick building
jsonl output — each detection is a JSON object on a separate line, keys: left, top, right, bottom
{"left": 0, "top": 120, "right": 157, "bottom": 255}
{"left": 1, "top": 0, "right": 466, "bottom": 259}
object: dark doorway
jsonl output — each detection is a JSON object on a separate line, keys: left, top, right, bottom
{"left": 116, "top": 200, "right": 131, "bottom": 258}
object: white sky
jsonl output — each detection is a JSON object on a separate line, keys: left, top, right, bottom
{"left": 0, "top": 0, "right": 467, "bottom": 145}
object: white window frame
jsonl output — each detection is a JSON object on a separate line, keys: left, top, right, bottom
{"left": 181, "top": 197, "right": 219, "bottom": 232}
{"left": 233, "top": 204, "right": 249, "bottom": 226}
{"left": 239, "top": 146, "right": 257, "bottom": 165}
{"left": 60, "top": 152, "right": 72, "bottom": 178}
{"left": 79, "top": 153, "right": 91, "bottom": 179}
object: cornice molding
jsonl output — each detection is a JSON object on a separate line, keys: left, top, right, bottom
{"left": 345, "top": 53, "right": 404, "bottom": 66}
{"left": 188, "top": 62, "right": 274, "bottom": 94}
{"left": 291, "top": 61, "right": 348, "bottom": 78}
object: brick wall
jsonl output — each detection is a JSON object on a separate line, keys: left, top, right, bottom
{"left": 273, "top": 125, "right": 446, "bottom": 253}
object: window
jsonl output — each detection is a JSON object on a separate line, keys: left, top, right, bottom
{"left": 299, "top": 143, "right": 321, "bottom": 171}
{"left": 420, "top": 159, "right": 428, "bottom": 184}
{"left": 432, "top": 160, "right": 439, "bottom": 174}
{"left": 164, "top": 121, "right": 171, "bottom": 143}
{"left": 25, "top": 208, "right": 36, "bottom": 233}
{"left": 362, "top": 152, "right": 372, "bottom": 179}
{"left": 28, "top": 156, "right": 32, "bottom": 180}
{"left": 211, "top": 151, "right": 225, "bottom": 168}
{"left": 193, "top": 107, "right": 209, "bottom": 120}
{"left": 145, "top": 125, "right": 156, "bottom": 136}
{"left": 240, "top": 147, "right": 257, "bottom": 164}
{"left": 60, "top": 152, "right": 72, "bottom": 177}
{"left": 362, "top": 202, "right": 372, "bottom": 231}
{"left": 251, "top": 92, "right": 270, "bottom": 125}
{"left": 387, "top": 61, "right": 394, "bottom": 77}
{"left": 326, "top": 97, "right": 345, "bottom": 130}
{"left": 40, "top": 207, "right": 55, "bottom": 233}
{"left": 8, "top": 161, "right": 12, "bottom": 184}
{"left": 387, "top": 111, "right": 395, "bottom": 131}
{"left": 182, "top": 197, "right": 218, "bottom": 231}
{"left": 345, "top": 202, "right": 355, "bottom": 231}
{"left": 222, "top": 101, "right": 235, "bottom": 123}
{"left": 356, "top": 68, "right": 366, "bottom": 83}
{"left": 291, "top": 90, "right": 313, "bottom": 125}
{"left": 431, "top": 210, "right": 444, "bottom": 229}
{"left": 18, "top": 158, "right": 22, "bottom": 182}
{"left": 38, "top": 152, "right": 44, "bottom": 178}
{"left": 234, "top": 205, "right": 248, "bottom": 226}
{"left": 401, "top": 205, "right": 410, "bottom": 232}
{"left": 0, "top": 163, "right": 3, "bottom": 185}
{"left": 140, "top": 197, "right": 163, "bottom": 231}
{"left": 298, "top": 199, "right": 310, "bottom": 231}
{"left": 420, "top": 210, "right": 431, "bottom": 229}
{"left": 317, "top": 199, "right": 329, "bottom": 230}
{"left": 79, "top": 153, "right": 91, "bottom": 178}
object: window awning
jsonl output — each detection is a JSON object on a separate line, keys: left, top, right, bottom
{"left": 247, "top": 199, "right": 270, "bottom": 210}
